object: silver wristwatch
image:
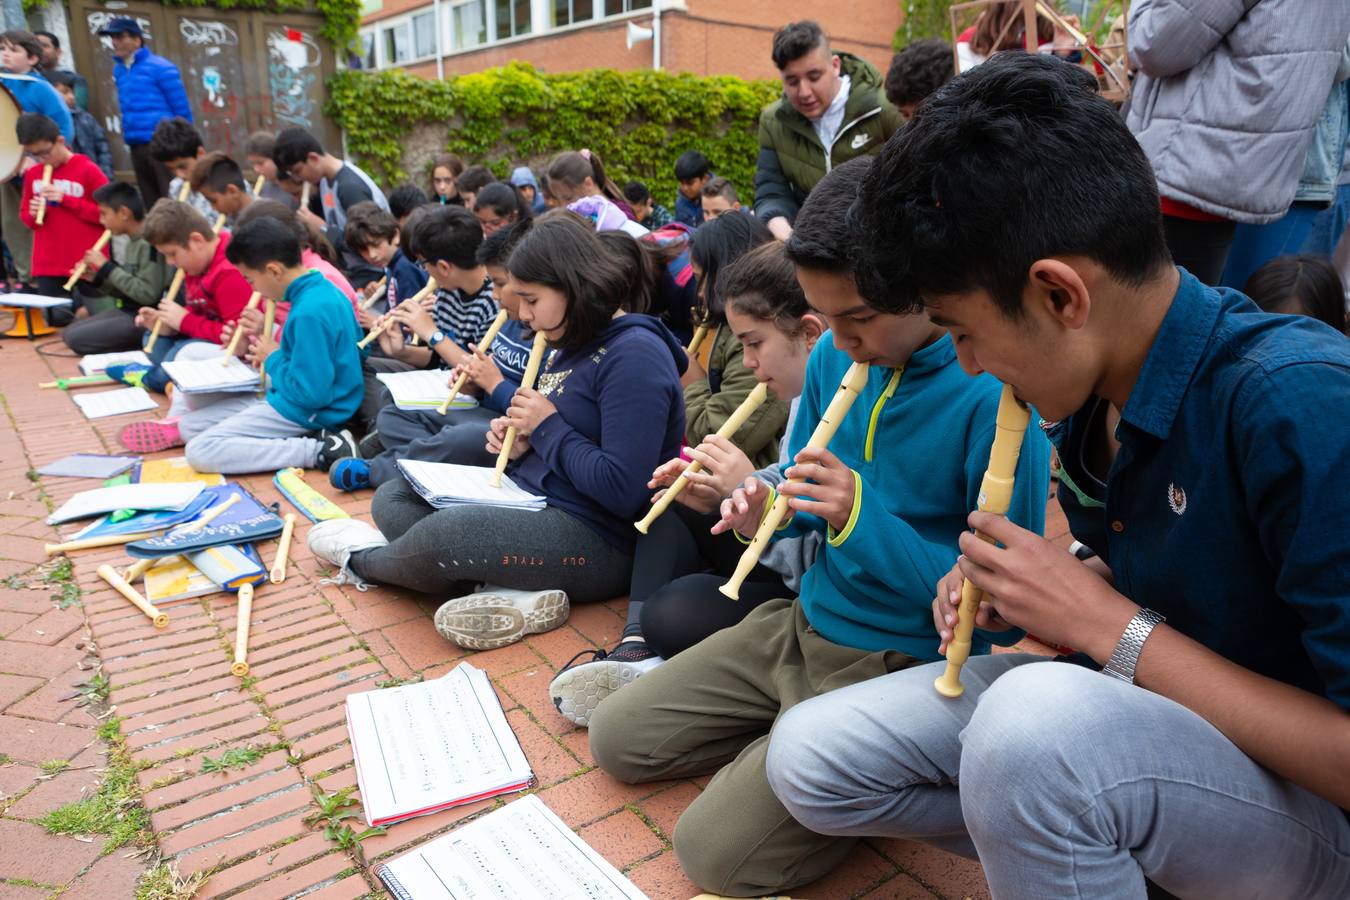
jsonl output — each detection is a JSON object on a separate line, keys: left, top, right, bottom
{"left": 1102, "top": 608, "right": 1166, "bottom": 684}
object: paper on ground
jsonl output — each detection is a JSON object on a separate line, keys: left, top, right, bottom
{"left": 72, "top": 387, "right": 158, "bottom": 419}
{"left": 1, "top": 292, "right": 72, "bottom": 309}
{"left": 376, "top": 368, "right": 478, "bottom": 410}
{"left": 137, "top": 457, "right": 226, "bottom": 487}
{"left": 162, "top": 355, "right": 260, "bottom": 393}
{"left": 79, "top": 350, "right": 150, "bottom": 375}
{"left": 346, "top": 662, "right": 533, "bottom": 827}
{"left": 397, "top": 460, "right": 546, "bottom": 511}
{"left": 376, "top": 795, "right": 648, "bottom": 900}
{"left": 36, "top": 453, "right": 138, "bottom": 479}
{"left": 48, "top": 482, "right": 204, "bottom": 525}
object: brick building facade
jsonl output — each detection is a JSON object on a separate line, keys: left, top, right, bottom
{"left": 359, "top": 0, "right": 902, "bottom": 82}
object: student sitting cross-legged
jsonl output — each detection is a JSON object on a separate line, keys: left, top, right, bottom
{"left": 62, "top": 181, "right": 171, "bottom": 354}
{"left": 330, "top": 221, "right": 533, "bottom": 492}
{"left": 307, "top": 215, "right": 687, "bottom": 651}
{"left": 585, "top": 156, "right": 1050, "bottom": 897}
{"left": 765, "top": 53, "right": 1350, "bottom": 900}
{"left": 179, "top": 216, "right": 365, "bottom": 474}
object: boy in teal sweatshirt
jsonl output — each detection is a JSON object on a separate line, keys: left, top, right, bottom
{"left": 181, "top": 216, "right": 365, "bottom": 474}
{"left": 586, "top": 158, "right": 1051, "bottom": 897}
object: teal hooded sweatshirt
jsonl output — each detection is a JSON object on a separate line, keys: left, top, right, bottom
{"left": 766, "top": 334, "right": 1051, "bottom": 659}
{"left": 264, "top": 269, "right": 366, "bottom": 430}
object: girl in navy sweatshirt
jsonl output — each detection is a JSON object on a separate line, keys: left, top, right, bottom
{"left": 308, "top": 215, "right": 687, "bottom": 650}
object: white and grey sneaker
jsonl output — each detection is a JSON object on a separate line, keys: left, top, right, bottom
{"left": 307, "top": 519, "right": 388, "bottom": 590}
{"left": 433, "top": 585, "right": 569, "bottom": 650}
{"left": 548, "top": 641, "right": 664, "bottom": 727}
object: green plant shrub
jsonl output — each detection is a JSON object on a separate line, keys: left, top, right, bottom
{"left": 327, "top": 62, "right": 782, "bottom": 208}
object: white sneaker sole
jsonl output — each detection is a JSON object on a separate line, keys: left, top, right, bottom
{"left": 433, "top": 589, "right": 569, "bottom": 650}
{"left": 549, "top": 659, "right": 648, "bottom": 728}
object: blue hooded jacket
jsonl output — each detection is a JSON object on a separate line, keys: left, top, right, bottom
{"left": 112, "top": 46, "right": 192, "bottom": 145}
{"left": 509, "top": 166, "right": 547, "bottom": 214}
{"left": 511, "top": 314, "right": 688, "bottom": 552}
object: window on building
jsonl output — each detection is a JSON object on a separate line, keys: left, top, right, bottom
{"left": 451, "top": 0, "right": 487, "bottom": 49}
{"left": 383, "top": 20, "right": 410, "bottom": 64}
{"left": 494, "top": 0, "right": 531, "bottom": 40}
{"left": 412, "top": 9, "right": 437, "bottom": 58}
{"left": 552, "top": 0, "right": 594, "bottom": 27}
{"left": 359, "top": 30, "right": 376, "bottom": 68}
{"left": 604, "top": 0, "right": 651, "bottom": 15}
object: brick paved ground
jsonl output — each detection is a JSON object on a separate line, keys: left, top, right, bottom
{"left": 0, "top": 332, "right": 1070, "bottom": 899}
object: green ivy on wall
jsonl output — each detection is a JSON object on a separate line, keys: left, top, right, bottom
{"left": 327, "top": 62, "right": 783, "bottom": 209}
{"left": 22, "top": 0, "right": 363, "bottom": 50}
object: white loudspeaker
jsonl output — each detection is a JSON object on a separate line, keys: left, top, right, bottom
{"left": 626, "top": 21, "right": 653, "bottom": 49}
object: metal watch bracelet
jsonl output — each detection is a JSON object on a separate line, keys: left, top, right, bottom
{"left": 1102, "top": 608, "right": 1166, "bottom": 684}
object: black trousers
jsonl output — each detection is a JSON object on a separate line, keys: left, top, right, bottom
{"left": 130, "top": 143, "right": 171, "bottom": 210}
{"left": 1162, "top": 215, "right": 1237, "bottom": 286}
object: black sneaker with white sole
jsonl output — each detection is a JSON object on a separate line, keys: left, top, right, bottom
{"left": 548, "top": 640, "right": 663, "bottom": 727}
{"left": 315, "top": 429, "right": 360, "bottom": 471}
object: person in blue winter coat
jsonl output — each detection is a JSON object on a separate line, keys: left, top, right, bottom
{"left": 307, "top": 214, "right": 688, "bottom": 652}
{"left": 100, "top": 17, "right": 191, "bottom": 208}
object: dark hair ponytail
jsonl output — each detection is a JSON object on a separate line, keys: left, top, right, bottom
{"left": 548, "top": 149, "right": 625, "bottom": 205}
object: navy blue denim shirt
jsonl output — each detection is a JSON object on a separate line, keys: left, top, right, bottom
{"left": 1050, "top": 269, "right": 1350, "bottom": 710}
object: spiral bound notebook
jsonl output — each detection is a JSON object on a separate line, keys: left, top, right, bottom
{"left": 396, "top": 460, "right": 546, "bottom": 511}
{"left": 376, "top": 795, "right": 647, "bottom": 900}
{"left": 346, "top": 663, "right": 534, "bottom": 828}
{"left": 376, "top": 369, "right": 478, "bottom": 411}
{"left": 162, "top": 356, "right": 261, "bottom": 393}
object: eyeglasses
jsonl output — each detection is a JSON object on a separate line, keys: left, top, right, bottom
{"left": 26, "top": 145, "right": 57, "bottom": 161}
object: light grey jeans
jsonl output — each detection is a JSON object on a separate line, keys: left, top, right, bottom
{"left": 765, "top": 654, "right": 1350, "bottom": 899}
{"left": 182, "top": 397, "right": 321, "bottom": 474}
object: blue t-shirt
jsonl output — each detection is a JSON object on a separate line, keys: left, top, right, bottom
{"left": 485, "top": 318, "right": 531, "bottom": 413}
{"left": 1053, "top": 269, "right": 1350, "bottom": 709}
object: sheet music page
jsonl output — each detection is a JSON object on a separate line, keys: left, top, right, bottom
{"left": 375, "top": 369, "right": 476, "bottom": 409}
{"left": 347, "top": 663, "right": 532, "bottom": 826}
{"left": 79, "top": 350, "right": 151, "bottom": 375}
{"left": 72, "top": 387, "right": 159, "bottom": 419}
{"left": 377, "top": 795, "right": 648, "bottom": 900}
{"left": 48, "top": 482, "right": 205, "bottom": 525}
{"left": 396, "top": 460, "right": 545, "bottom": 509}
{"left": 162, "top": 356, "right": 260, "bottom": 392}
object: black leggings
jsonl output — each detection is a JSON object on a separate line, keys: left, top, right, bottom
{"left": 627, "top": 502, "right": 790, "bottom": 655}
{"left": 349, "top": 476, "right": 632, "bottom": 601}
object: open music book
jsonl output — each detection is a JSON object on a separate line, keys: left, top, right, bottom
{"left": 48, "top": 482, "right": 205, "bottom": 525}
{"left": 376, "top": 795, "right": 648, "bottom": 900}
{"left": 162, "top": 356, "right": 261, "bottom": 393}
{"left": 397, "top": 460, "right": 546, "bottom": 511}
{"left": 376, "top": 369, "right": 478, "bottom": 411}
{"left": 346, "top": 663, "right": 534, "bottom": 828}
{"left": 79, "top": 350, "right": 151, "bottom": 375}
{"left": 72, "top": 387, "right": 159, "bottom": 419}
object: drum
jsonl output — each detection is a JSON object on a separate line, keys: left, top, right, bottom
{"left": 0, "top": 80, "right": 22, "bottom": 180}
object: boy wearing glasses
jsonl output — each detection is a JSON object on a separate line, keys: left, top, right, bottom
{"left": 16, "top": 112, "right": 108, "bottom": 317}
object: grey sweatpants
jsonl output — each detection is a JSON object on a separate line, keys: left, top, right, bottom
{"left": 349, "top": 476, "right": 631, "bottom": 600}
{"left": 61, "top": 308, "right": 143, "bottom": 354}
{"left": 1, "top": 180, "right": 32, "bottom": 282}
{"left": 766, "top": 654, "right": 1350, "bottom": 899}
{"left": 368, "top": 404, "right": 497, "bottom": 485}
{"left": 182, "top": 397, "right": 322, "bottom": 474}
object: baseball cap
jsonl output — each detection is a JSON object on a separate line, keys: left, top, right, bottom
{"left": 98, "top": 17, "right": 144, "bottom": 37}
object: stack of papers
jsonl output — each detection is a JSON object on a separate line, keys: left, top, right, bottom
{"left": 72, "top": 387, "right": 158, "bottom": 419}
{"left": 79, "top": 350, "right": 150, "bottom": 375}
{"left": 346, "top": 663, "right": 534, "bottom": 827}
{"left": 376, "top": 369, "right": 478, "bottom": 411}
{"left": 376, "top": 795, "right": 647, "bottom": 900}
{"left": 397, "top": 460, "right": 546, "bottom": 511}
{"left": 47, "top": 482, "right": 204, "bottom": 525}
{"left": 162, "top": 356, "right": 260, "bottom": 393}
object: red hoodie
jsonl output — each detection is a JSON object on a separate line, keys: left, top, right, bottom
{"left": 19, "top": 152, "right": 107, "bottom": 278}
{"left": 179, "top": 231, "right": 288, "bottom": 342}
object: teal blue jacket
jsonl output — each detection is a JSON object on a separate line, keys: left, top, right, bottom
{"left": 766, "top": 335, "right": 1050, "bottom": 658}
{"left": 265, "top": 270, "right": 366, "bottom": 430}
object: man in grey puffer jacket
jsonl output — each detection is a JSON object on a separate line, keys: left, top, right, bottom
{"left": 1126, "top": 0, "right": 1350, "bottom": 284}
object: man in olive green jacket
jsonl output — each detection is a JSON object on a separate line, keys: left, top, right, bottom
{"left": 754, "top": 21, "right": 902, "bottom": 240}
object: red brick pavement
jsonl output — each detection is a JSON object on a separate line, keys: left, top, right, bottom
{"left": 0, "top": 334, "right": 1070, "bottom": 899}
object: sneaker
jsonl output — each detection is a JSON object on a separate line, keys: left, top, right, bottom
{"left": 434, "top": 586, "right": 569, "bottom": 651}
{"left": 549, "top": 641, "right": 663, "bottom": 727}
{"left": 306, "top": 518, "right": 388, "bottom": 589}
{"left": 329, "top": 457, "right": 371, "bottom": 492}
{"left": 106, "top": 362, "right": 151, "bottom": 389}
{"left": 357, "top": 429, "right": 384, "bottom": 458}
{"left": 315, "top": 429, "right": 359, "bottom": 471}
{"left": 118, "top": 417, "right": 183, "bottom": 453}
